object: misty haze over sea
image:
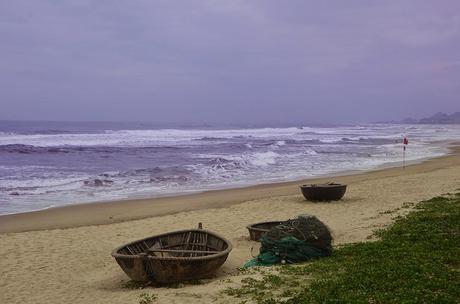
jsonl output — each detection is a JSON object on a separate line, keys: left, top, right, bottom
{"left": 1, "top": 120, "right": 459, "bottom": 215}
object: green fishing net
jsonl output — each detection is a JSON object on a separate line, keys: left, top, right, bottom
{"left": 244, "top": 215, "right": 332, "bottom": 267}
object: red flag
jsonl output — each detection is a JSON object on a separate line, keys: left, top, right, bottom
{"left": 403, "top": 137, "right": 408, "bottom": 145}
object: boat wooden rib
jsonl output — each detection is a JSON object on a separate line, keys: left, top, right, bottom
{"left": 111, "top": 228, "right": 232, "bottom": 283}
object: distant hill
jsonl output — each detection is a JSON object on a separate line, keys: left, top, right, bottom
{"left": 400, "top": 112, "right": 460, "bottom": 124}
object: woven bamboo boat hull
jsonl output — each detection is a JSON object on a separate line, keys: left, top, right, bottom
{"left": 247, "top": 221, "right": 284, "bottom": 241}
{"left": 112, "top": 229, "right": 232, "bottom": 283}
{"left": 300, "top": 183, "right": 347, "bottom": 201}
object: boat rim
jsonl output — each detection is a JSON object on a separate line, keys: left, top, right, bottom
{"left": 299, "top": 183, "right": 346, "bottom": 188}
{"left": 111, "top": 228, "right": 233, "bottom": 261}
{"left": 246, "top": 221, "right": 284, "bottom": 231}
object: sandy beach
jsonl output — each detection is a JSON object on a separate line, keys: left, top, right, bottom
{"left": 1, "top": 145, "right": 460, "bottom": 304}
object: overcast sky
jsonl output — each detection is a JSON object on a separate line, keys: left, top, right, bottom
{"left": 0, "top": 1, "right": 459, "bottom": 125}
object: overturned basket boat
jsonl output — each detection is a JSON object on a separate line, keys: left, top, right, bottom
{"left": 111, "top": 226, "right": 232, "bottom": 283}
{"left": 300, "top": 182, "right": 347, "bottom": 201}
{"left": 247, "top": 221, "right": 285, "bottom": 241}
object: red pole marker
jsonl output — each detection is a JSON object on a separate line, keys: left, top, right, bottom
{"left": 403, "top": 137, "right": 408, "bottom": 169}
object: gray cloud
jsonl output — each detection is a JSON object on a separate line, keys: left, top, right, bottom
{"left": 1, "top": 0, "right": 459, "bottom": 124}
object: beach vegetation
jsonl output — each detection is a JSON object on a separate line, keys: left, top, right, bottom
{"left": 401, "top": 201, "right": 415, "bottom": 208}
{"left": 138, "top": 292, "right": 157, "bottom": 304}
{"left": 122, "top": 278, "right": 205, "bottom": 290}
{"left": 121, "top": 280, "right": 147, "bottom": 290}
{"left": 224, "top": 193, "right": 460, "bottom": 303}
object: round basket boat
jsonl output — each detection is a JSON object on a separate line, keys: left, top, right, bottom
{"left": 111, "top": 228, "right": 232, "bottom": 283}
{"left": 246, "top": 221, "right": 285, "bottom": 241}
{"left": 300, "top": 183, "right": 347, "bottom": 201}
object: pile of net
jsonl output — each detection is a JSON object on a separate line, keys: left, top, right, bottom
{"left": 244, "top": 214, "right": 332, "bottom": 267}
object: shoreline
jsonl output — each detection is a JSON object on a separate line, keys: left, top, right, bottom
{"left": 0, "top": 138, "right": 453, "bottom": 216}
{"left": 1, "top": 142, "right": 459, "bottom": 234}
{"left": 0, "top": 146, "right": 442, "bottom": 216}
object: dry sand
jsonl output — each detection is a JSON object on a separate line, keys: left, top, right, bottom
{"left": 1, "top": 145, "right": 459, "bottom": 304}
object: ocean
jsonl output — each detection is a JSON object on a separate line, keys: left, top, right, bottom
{"left": 1, "top": 120, "right": 459, "bottom": 215}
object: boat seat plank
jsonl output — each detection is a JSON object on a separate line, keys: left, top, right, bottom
{"left": 147, "top": 248, "right": 220, "bottom": 254}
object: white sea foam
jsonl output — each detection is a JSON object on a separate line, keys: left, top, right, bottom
{"left": 0, "top": 127, "right": 301, "bottom": 147}
{"left": 1, "top": 124, "right": 458, "bottom": 148}
{"left": 274, "top": 140, "right": 286, "bottom": 147}
{"left": 304, "top": 148, "right": 318, "bottom": 155}
{"left": 248, "top": 151, "right": 279, "bottom": 166}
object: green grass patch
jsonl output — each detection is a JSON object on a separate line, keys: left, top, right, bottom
{"left": 224, "top": 193, "right": 460, "bottom": 303}
{"left": 138, "top": 292, "right": 157, "bottom": 304}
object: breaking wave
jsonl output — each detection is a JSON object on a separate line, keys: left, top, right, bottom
{"left": 1, "top": 122, "right": 459, "bottom": 215}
